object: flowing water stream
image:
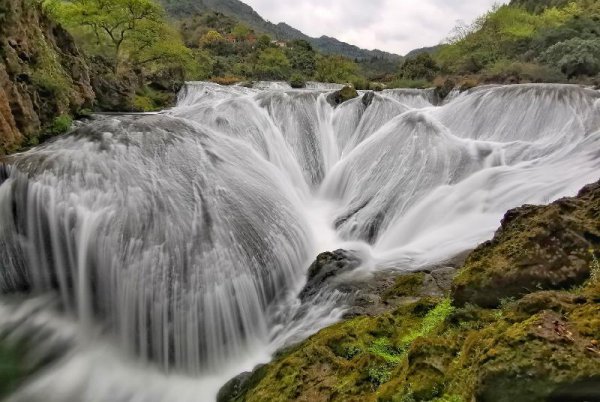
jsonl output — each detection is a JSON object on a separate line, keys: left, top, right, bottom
{"left": 0, "top": 82, "right": 599, "bottom": 401}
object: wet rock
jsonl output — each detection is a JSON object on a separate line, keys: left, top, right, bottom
{"left": 326, "top": 85, "right": 358, "bottom": 107}
{"left": 217, "top": 365, "right": 267, "bottom": 402}
{"left": 362, "top": 91, "right": 375, "bottom": 107}
{"left": 434, "top": 78, "right": 455, "bottom": 101}
{"left": 299, "top": 250, "right": 361, "bottom": 301}
{"left": 452, "top": 180, "right": 600, "bottom": 307}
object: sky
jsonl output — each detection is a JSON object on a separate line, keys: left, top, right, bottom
{"left": 243, "top": 0, "right": 506, "bottom": 55}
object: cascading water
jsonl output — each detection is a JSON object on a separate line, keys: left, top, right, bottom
{"left": 0, "top": 82, "right": 599, "bottom": 401}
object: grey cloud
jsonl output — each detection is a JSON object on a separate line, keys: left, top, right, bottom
{"left": 244, "top": 0, "right": 505, "bottom": 54}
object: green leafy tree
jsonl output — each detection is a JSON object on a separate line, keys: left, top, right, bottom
{"left": 200, "top": 30, "right": 225, "bottom": 47}
{"left": 49, "top": 0, "right": 166, "bottom": 73}
{"left": 256, "top": 34, "right": 272, "bottom": 50}
{"left": 540, "top": 38, "right": 600, "bottom": 77}
{"left": 315, "top": 55, "right": 360, "bottom": 83}
{"left": 285, "top": 40, "right": 317, "bottom": 77}
{"left": 253, "top": 48, "right": 291, "bottom": 80}
{"left": 231, "top": 23, "right": 251, "bottom": 40}
{"left": 399, "top": 53, "right": 439, "bottom": 81}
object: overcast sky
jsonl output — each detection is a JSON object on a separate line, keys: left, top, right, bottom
{"left": 243, "top": 0, "right": 506, "bottom": 55}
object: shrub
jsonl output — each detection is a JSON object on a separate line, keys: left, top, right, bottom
{"left": 253, "top": 48, "right": 291, "bottom": 80}
{"left": 387, "top": 79, "right": 430, "bottom": 89}
{"left": 211, "top": 75, "right": 243, "bottom": 86}
{"left": 484, "top": 60, "right": 565, "bottom": 82}
{"left": 539, "top": 38, "right": 600, "bottom": 77}
{"left": 48, "top": 115, "right": 73, "bottom": 135}
{"left": 399, "top": 53, "right": 440, "bottom": 81}
{"left": 289, "top": 73, "right": 306, "bottom": 89}
{"left": 132, "top": 95, "right": 154, "bottom": 112}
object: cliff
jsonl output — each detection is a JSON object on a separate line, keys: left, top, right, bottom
{"left": 0, "top": 0, "right": 94, "bottom": 154}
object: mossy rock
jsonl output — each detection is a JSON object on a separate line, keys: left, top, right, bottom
{"left": 299, "top": 250, "right": 361, "bottom": 301}
{"left": 452, "top": 180, "right": 600, "bottom": 308}
{"left": 289, "top": 75, "right": 306, "bottom": 89}
{"left": 326, "top": 85, "right": 358, "bottom": 107}
{"left": 382, "top": 273, "right": 426, "bottom": 301}
{"left": 227, "top": 180, "right": 600, "bottom": 402}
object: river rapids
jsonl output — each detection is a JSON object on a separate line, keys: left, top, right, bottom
{"left": 0, "top": 82, "right": 599, "bottom": 401}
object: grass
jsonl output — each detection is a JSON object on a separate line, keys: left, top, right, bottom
{"left": 401, "top": 298, "right": 455, "bottom": 346}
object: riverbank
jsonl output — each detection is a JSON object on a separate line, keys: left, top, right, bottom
{"left": 219, "top": 180, "right": 600, "bottom": 402}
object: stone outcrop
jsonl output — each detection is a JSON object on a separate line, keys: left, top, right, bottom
{"left": 452, "top": 180, "right": 600, "bottom": 307}
{"left": 326, "top": 85, "right": 358, "bottom": 107}
{"left": 221, "top": 179, "right": 600, "bottom": 402}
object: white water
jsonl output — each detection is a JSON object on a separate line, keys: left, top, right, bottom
{"left": 0, "top": 82, "right": 599, "bottom": 401}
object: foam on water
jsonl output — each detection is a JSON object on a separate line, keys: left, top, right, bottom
{"left": 0, "top": 82, "right": 599, "bottom": 401}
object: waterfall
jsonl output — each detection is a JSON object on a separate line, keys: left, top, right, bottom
{"left": 0, "top": 82, "right": 599, "bottom": 401}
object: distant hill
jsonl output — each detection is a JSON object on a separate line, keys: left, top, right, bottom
{"left": 160, "top": 0, "right": 402, "bottom": 62}
{"left": 404, "top": 45, "right": 442, "bottom": 59}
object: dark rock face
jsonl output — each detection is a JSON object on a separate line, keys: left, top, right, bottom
{"left": 0, "top": 0, "right": 94, "bottom": 153}
{"left": 217, "top": 371, "right": 252, "bottom": 402}
{"left": 299, "top": 249, "right": 361, "bottom": 301}
{"left": 326, "top": 85, "right": 358, "bottom": 107}
{"left": 361, "top": 91, "right": 375, "bottom": 107}
{"left": 217, "top": 364, "right": 268, "bottom": 402}
{"left": 452, "top": 180, "right": 600, "bottom": 307}
{"left": 88, "top": 56, "right": 140, "bottom": 112}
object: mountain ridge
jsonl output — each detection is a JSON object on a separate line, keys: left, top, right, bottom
{"left": 160, "top": 0, "right": 402, "bottom": 61}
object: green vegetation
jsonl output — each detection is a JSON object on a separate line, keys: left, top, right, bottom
{"left": 46, "top": 0, "right": 194, "bottom": 76}
{"left": 48, "top": 115, "right": 73, "bottom": 135}
{"left": 0, "top": 341, "right": 26, "bottom": 398}
{"left": 221, "top": 181, "right": 600, "bottom": 402}
{"left": 178, "top": 12, "right": 373, "bottom": 85}
{"left": 383, "top": 0, "right": 600, "bottom": 91}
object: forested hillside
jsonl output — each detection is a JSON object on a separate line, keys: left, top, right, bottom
{"left": 395, "top": 0, "right": 600, "bottom": 89}
{"left": 158, "top": 0, "right": 402, "bottom": 63}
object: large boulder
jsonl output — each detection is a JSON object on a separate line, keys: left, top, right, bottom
{"left": 299, "top": 249, "right": 361, "bottom": 301}
{"left": 326, "top": 85, "right": 358, "bottom": 107}
{"left": 452, "top": 180, "right": 600, "bottom": 307}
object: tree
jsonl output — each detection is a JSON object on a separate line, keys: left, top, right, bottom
{"left": 285, "top": 40, "right": 316, "bottom": 77}
{"left": 49, "top": 0, "right": 166, "bottom": 73}
{"left": 315, "top": 55, "right": 360, "bottom": 83}
{"left": 200, "top": 30, "right": 225, "bottom": 47}
{"left": 399, "top": 53, "right": 439, "bottom": 81}
{"left": 231, "top": 23, "right": 251, "bottom": 40}
{"left": 256, "top": 34, "right": 272, "bottom": 50}
{"left": 253, "top": 48, "right": 291, "bottom": 80}
{"left": 540, "top": 38, "right": 600, "bottom": 77}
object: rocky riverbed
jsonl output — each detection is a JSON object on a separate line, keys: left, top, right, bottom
{"left": 219, "top": 180, "right": 600, "bottom": 402}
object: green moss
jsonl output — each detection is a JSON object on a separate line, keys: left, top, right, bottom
{"left": 0, "top": 342, "right": 25, "bottom": 397}
{"left": 383, "top": 273, "right": 425, "bottom": 301}
{"left": 452, "top": 185, "right": 600, "bottom": 307}
{"left": 132, "top": 86, "right": 174, "bottom": 112}
{"left": 133, "top": 95, "right": 155, "bottom": 112}
{"left": 29, "top": 30, "right": 74, "bottom": 108}
{"left": 231, "top": 183, "right": 600, "bottom": 402}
